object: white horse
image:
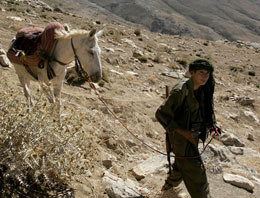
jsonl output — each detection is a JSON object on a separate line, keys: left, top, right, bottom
{"left": 12, "top": 28, "right": 103, "bottom": 110}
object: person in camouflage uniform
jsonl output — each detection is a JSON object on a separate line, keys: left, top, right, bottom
{"left": 155, "top": 59, "right": 221, "bottom": 198}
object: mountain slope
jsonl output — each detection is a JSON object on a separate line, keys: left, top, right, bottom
{"left": 83, "top": 0, "right": 260, "bottom": 42}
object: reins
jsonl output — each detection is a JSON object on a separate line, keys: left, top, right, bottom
{"left": 84, "top": 78, "right": 215, "bottom": 159}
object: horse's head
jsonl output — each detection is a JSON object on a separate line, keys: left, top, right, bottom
{"left": 77, "top": 29, "right": 103, "bottom": 83}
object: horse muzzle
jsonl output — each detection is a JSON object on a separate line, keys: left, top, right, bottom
{"left": 90, "top": 72, "right": 102, "bottom": 83}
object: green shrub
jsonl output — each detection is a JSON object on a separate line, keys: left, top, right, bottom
{"left": 107, "top": 29, "right": 123, "bottom": 42}
{"left": 153, "top": 54, "right": 163, "bottom": 63}
{"left": 176, "top": 59, "right": 188, "bottom": 67}
{"left": 164, "top": 46, "right": 172, "bottom": 54}
{"left": 7, "top": 7, "right": 17, "bottom": 11}
{"left": 6, "top": 0, "right": 16, "bottom": 4}
{"left": 134, "top": 28, "right": 141, "bottom": 36}
{"left": 230, "top": 66, "right": 244, "bottom": 72}
{"left": 137, "top": 55, "right": 148, "bottom": 63}
{"left": 54, "top": 7, "right": 63, "bottom": 13}
{"left": 203, "top": 41, "right": 209, "bottom": 46}
{"left": 66, "top": 70, "right": 109, "bottom": 86}
{"left": 66, "top": 72, "right": 86, "bottom": 86}
{"left": 102, "top": 70, "right": 109, "bottom": 83}
{"left": 40, "top": 14, "right": 47, "bottom": 18}
{"left": 248, "top": 71, "right": 256, "bottom": 76}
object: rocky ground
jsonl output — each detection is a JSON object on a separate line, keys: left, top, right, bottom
{"left": 0, "top": 0, "right": 260, "bottom": 198}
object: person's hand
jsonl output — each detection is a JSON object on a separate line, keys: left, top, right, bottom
{"left": 175, "top": 129, "right": 200, "bottom": 145}
{"left": 210, "top": 127, "right": 222, "bottom": 136}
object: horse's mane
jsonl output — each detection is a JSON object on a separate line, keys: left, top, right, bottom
{"left": 55, "top": 29, "right": 90, "bottom": 40}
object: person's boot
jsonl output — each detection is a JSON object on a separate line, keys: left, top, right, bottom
{"left": 161, "top": 182, "right": 172, "bottom": 191}
{"left": 161, "top": 181, "right": 182, "bottom": 192}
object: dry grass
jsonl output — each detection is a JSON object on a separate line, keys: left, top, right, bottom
{"left": 0, "top": 71, "right": 101, "bottom": 197}
{"left": 107, "top": 28, "right": 124, "bottom": 42}
{"left": 153, "top": 54, "right": 163, "bottom": 64}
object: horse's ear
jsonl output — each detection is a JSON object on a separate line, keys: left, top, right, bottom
{"left": 96, "top": 29, "right": 104, "bottom": 37}
{"left": 63, "top": 23, "right": 70, "bottom": 32}
{"left": 89, "top": 29, "right": 97, "bottom": 39}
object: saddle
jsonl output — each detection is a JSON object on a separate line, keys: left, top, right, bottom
{"left": 7, "top": 22, "right": 65, "bottom": 68}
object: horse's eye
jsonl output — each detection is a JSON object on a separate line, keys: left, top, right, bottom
{"left": 88, "top": 50, "right": 94, "bottom": 56}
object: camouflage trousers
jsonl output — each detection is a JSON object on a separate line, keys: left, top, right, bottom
{"left": 165, "top": 143, "right": 212, "bottom": 198}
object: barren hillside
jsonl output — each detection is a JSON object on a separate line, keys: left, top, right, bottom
{"left": 0, "top": 0, "right": 260, "bottom": 198}
{"left": 79, "top": 0, "right": 260, "bottom": 42}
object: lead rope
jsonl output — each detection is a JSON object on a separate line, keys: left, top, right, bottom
{"left": 85, "top": 79, "right": 215, "bottom": 159}
{"left": 86, "top": 79, "right": 216, "bottom": 198}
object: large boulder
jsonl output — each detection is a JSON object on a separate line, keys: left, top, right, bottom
{"left": 223, "top": 173, "right": 254, "bottom": 192}
{"left": 208, "top": 144, "right": 235, "bottom": 162}
{"left": 220, "top": 131, "right": 245, "bottom": 147}
{"left": 0, "top": 49, "right": 11, "bottom": 67}
{"left": 102, "top": 171, "right": 149, "bottom": 198}
{"left": 130, "top": 154, "right": 168, "bottom": 180}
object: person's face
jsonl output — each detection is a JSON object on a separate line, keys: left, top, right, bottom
{"left": 190, "top": 69, "right": 210, "bottom": 89}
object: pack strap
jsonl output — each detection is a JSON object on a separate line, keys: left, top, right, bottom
{"left": 39, "top": 40, "right": 70, "bottom": 80}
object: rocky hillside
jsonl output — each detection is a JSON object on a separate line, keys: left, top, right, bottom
{"left": 0, "top": 0, "right": 260, "bottom": 198}
{"left": 72, "top": 0, "right": 260, "bottom": 42}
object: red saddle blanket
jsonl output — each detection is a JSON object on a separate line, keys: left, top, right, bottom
{"left": 7, "top": 22, "right": 65, "bottom": 67}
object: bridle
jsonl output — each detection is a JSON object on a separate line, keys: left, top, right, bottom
{"left": 70, "top": 38, "right": 91, "bottom": 82}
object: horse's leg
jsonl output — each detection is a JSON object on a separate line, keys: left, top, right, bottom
{"left": 40, "top": 82, "right": 55, "bottom": 103}
{"left": 26, "top": 80, "right": 34, "bottom": 106}
{"left": 18, "top": 76, "right": 33, "bottom": 108}
{"left": 53, "top": 76, "right": 64, "bottom": 115}
{"left": 37, "top": 65, "right": 55, "bottom": 104}
{"left": 47, "top": 84, "right": 55, "bottom": 103}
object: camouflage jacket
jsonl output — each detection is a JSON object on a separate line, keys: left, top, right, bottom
{"left": 155, "top": 78, "right": 216, "bottom": 143}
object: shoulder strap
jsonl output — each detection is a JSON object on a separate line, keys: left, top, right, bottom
{"left": 180, "top": 83, "right": 189, "bottom": 104}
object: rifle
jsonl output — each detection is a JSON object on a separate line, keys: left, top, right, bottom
{"left": 165, "top": 86, "right": 172, "bottom": 174}
{"left": 165, "top": 131, "right": 172, "bottom": 174}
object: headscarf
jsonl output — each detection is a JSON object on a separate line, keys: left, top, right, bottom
{"left": 189, "top": 59, "right": 214, "bottom": 73}
{"left": 190, "top": 59, "right": 216, "bottom": 142}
